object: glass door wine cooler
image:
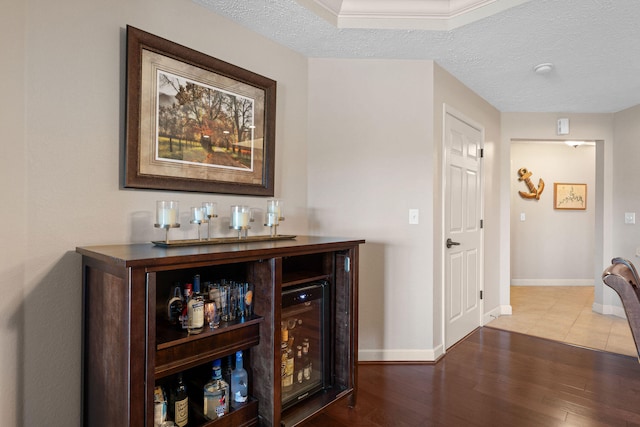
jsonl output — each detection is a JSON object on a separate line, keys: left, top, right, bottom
{"left": 280, "top": 281, "right": 331, "bottom": 410}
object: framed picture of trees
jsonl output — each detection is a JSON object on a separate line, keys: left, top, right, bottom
{"left": 124, "top": 26, "right": 276, "bottom": 195}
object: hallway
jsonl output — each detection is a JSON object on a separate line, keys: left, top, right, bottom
{"left": 486, "top": 286, "right": 637, "bottom": 357}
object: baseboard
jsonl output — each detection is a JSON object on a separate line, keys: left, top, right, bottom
{"left": 592, "top": 302, "right": 626, "bottom": 319}
{"left": 511, "top": 279, "right": 593, "bottom": 287}
{"left": 483, "top": 305, "right": 505, "bottom": 324}
{"left": 358, "top": 345, "right": 442, "bottom": 362}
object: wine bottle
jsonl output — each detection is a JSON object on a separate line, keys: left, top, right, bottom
{"left": 203, "top": 359, "right": 229, "bottom": 420}
{"left": 231, "top": 351, "right": 248, "bottom": 408}
{"left": 169, "top": 373, "right": 188, "bottom": 427}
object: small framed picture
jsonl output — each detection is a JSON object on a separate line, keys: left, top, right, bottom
{"left": 554, "top": 183, "right": 587, "bottom": 210}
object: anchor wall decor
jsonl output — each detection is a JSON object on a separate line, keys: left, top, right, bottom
{"left": 518, "top": 167, "right": 545, "bottom": 200}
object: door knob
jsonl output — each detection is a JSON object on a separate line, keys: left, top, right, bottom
{"left": 446, "top": 238, "right": 460, "bottom": 249}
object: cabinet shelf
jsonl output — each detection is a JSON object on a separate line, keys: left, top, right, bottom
{"left": 282, "top": 271, "right": 331, "bottom": 288}
{"left": 191, "top": 397, "right": 258, "bottom": 427}
{"left": 156, "top": 316, "right": 262, "bottom": 379}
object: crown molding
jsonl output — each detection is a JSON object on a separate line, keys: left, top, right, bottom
{"left": 295, "top": 0, "right": 531, "bottom": 30}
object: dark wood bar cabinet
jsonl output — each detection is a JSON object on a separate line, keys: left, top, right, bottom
{"left": 77, "top": 236, "right": 363, "bottom": 427}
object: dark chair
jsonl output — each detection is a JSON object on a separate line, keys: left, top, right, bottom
{"left": 602, "top": 257, "right": 640, "bottom": 361}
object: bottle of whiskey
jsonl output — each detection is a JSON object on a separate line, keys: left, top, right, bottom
{"left": 169, "top": 373, "right": 188, "bottom": 427}
{"left": 282, "top": 348, "right": 294, "bottom": 392}
{"left": 231, "top": 351, "right": 249, "bottom": 408}
{"left": 203, "top": 359, "right": 229, "bottom": 420}
{"left": 188, "top": 280, "right": 204, "bottom": 334}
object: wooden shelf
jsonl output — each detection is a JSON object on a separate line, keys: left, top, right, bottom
{"left": 156, "top": 316, "right": 262, "bottom": 379}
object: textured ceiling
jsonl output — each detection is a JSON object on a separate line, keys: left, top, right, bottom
{"left": 193, "top": 0, "right": 640, "bottom": 113}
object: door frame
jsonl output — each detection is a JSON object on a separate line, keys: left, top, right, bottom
{"left": 441, "top": 104, "right": 485, "bottom": 351}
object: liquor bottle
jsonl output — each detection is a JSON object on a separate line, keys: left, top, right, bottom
{"left": 231, "top": 351, "right": 249, "bottom": 408}
{"left": 303, "top": 345, "right": 311, "bottom": 381}
{"left": 180, "top": 284, "right": 192, "bottom": 330}
{"left": 203, "top": 359, "right": 229, "bottom": 420}
{"left": 188, "top": 280, "right": 204, "bottom": 334}
{"left": 281, "top": 321, "right": 289, "bottom": 350}
{"left": 282, "top": 348, "right": 294, "bottom": 392}
{"left": 223, "top": 354, "right": 233, "bottom": 387}
{"left": 166, "top": 284, "right": 184, "bottom": 326}
{"left": 154, "top": 385, "right": 167, "bottom": 426}
{"left": 281, "top": 348, "right": 288, "bottom": 391}
{"left": 169, "top": 373, "right": 188, "bottom": 427}
{"left": 295, "top": 345, "right": 304, "bottom": 384}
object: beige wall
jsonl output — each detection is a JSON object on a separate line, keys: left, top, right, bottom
{"left": 613, "top": 105, "right": 640, "bottom": 269}
{"left": 501, "top": 113, "right": 617, "bottom": 315}
{"left": 433, "top": 64, "right": 502, "bottom": 339}
{"left": 307, "top": 58, "right": 437, "bottom": 360}
{"left": 510, "top": 142, "right": 595, "bottom": 283}
{"left": 1, "top": 1, "right": 26, "bottom": 424}
{"left": 5, "top": 0, "right": 309, "bottom": 424}
{"left": 8, "top": 0, "right": 640, "bottom": 424}
{"left": 307, "top": 60, "right": 501, "bottom": 360}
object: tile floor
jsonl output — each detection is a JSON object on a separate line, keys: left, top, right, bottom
{"left": 486, "top": 286, "right": 638, "bottom": 357}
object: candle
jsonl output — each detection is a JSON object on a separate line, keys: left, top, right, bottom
{"left": 191, "top": 206, "right": 204, "bottom": 222}
{"left": 231, "top": 206, "right": 250, "bottom": 228}
{"left": 266, "top": 212, "right": 278, "bottom": 226}
{"left": 267, "top": 200, "right": 280, "bottom": 215}
{"left": 156, "top": 201, "right": 178, "bottom": 226}
{"left": 203, "top": 202, "right": 216, "bottom": 217}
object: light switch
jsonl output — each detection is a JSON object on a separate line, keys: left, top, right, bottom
{"left": 409, "top": 209, "right": 419, "bottom": 225}
{"left": 625, "top": 212, "right": 636, "bottom": 224}
{"left": 520, "top": 212, "right": 526, "bottom": 222}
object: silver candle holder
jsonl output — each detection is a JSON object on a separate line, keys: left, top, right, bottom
{"left": 230, "top": 205, "right": 252, "bottom": 239}
{"left": 155, "top": 200, "right": 180, "bottom": 244}
{"left": 202, "top": 202, "right": 218, "bottom": 240}
{"left": 190, "top": 206, "right": 206, "bottom": 241}
{"left": 264, "top": 199, "right": 285, "bottom": 237}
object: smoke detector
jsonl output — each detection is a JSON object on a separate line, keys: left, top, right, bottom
{"left": 534, "top": 63, "right": 554, "bottom": 74}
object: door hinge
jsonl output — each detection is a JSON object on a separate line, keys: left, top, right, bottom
{"left": 480, "top": 290, "right": 484, "bottom": 300}
{"left": 480, "top": 219, "right": 483, "bottom": 229}
{"left": 344, "top": 256, "right": 351, "bottom": 273}
{"left": 480, "top": 148, "right": 484, "bottom": 158}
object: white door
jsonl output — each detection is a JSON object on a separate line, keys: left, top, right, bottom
{"left": 444, "top": 109, "right": 483, "bottom": 349}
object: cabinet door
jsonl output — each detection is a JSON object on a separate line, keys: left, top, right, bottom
{"left": 334, "top": 250, "right": 357, "bottom": 395}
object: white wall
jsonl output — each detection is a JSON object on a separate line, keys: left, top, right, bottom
{"left": 6, "top": 0, "right": 309, "bottom": 424}
{"left": 510, "top": 142, "right": 595, "bottom": 284}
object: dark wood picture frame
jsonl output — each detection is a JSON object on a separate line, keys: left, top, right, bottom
{"left": 554, "top": 183, "right": 587, "bottom": 210}
{"left": 124, "top": 26, "right": 277, "bottom": 195}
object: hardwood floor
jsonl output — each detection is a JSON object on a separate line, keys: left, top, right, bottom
{"left": 303, "top": 327, "right": 640, "bottom": 426}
